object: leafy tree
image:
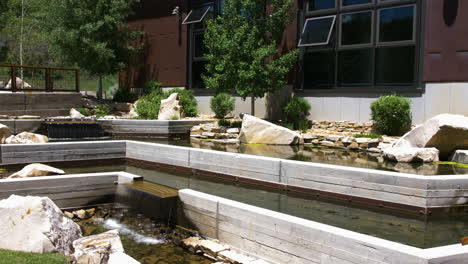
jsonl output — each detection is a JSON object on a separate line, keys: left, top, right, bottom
{"left": 44, "top": 0, "right": 141, "bottom": 99}
{"left": 203, "top": 0, "right": 298, "bottom": 115}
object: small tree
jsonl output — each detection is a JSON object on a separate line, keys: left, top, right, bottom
{"left": 203, "top": 0, "right": 298, "bottom": 115}
{"left": 44, "top": 0, "right": 141, "bottom": 99}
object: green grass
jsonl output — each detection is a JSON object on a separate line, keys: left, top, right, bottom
{"left": 353, "top": 133, "right": 382, "bottom": 139}
{"left": 436, "top": 161, "right": 468, "bottom": 169}
{"left": 0, "top": 249, "right": 69, "bottom": 264}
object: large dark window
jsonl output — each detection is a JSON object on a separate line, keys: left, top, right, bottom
{"left": 301, "top": 0, "right": 418, "bottom": 90}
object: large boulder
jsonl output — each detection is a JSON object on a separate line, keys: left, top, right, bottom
{"left": 8, "top": 163, "right": 65, "bottom": 179}
{"left": 158, "top": 93, "right": 182, "bottom": 120}
{"left": 73, "top": 229, "right": 139, "bottom": 264}
{"left": 70, "top": 108, "right": 85, "bottom": 119}
{"left": 395, "top": 114, "right": 468, "bottom": 159}
{"left": 382, "top": 147, "right": 439, "bottom": 163}
{"left": 5, "top": 132, "right": 49, "bottom": 144}
{"left": 451, "top": 150, "right": 468, "bottom": 164}
{"left": 0, "top": 123, "right": 11, "bottom": 144}
{"left": 0, "top": 195, "right": 82, "bottom": 255}
{"left": 238, "top": 114, "right": 303, "bottom": 145}
{"left": 5, "top": 77, "right": 32, "bottom": 89}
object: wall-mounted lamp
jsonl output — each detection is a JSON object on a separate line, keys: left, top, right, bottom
{"left": 172, "top": 6, "right": 180, "bottom": 16}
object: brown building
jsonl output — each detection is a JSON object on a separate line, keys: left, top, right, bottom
{"left": 122, "top": 0, "right": 468, "bottom": 124}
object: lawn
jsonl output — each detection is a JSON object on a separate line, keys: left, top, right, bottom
{"left": 0, "top": 249, "right": 69, "bottom": 264}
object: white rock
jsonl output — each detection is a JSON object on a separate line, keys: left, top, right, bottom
{"left": 126, "top": 103, "right": 139, "bottom": 119}
{"left": 326, "top": 135, "right": 343, "bottom": 142}
{"left": 238, "top": 115, "right": 303, "bottom": 145}
{"left": 383, "top": 147, "right": 439, "bottom": 163}
{"left": 395, "top": 114, "right": 468, "bottom": 159}
{"left": 16, "top": 115, "right": 41, "bottom": 119}
{"left": 5, "top": 77, "right": 32, "bottom": 89}
{"left": 73, "top": 229, "right": 138, "bottom": 264}
{"left": 70, "top": 108, "right": 85, "bottom": 119}
{"left": 0, "top": 195, "right": 82, "bottom": 255}
{"left": 6, "top": 132, "right": 48, "bottom": 144}
{"left": 158, "top": 93, "right": 182, "bottom": 120}
{"left": 8, "top": 163, "right": 65, "bottom": 179}
{"left": 226, "top": 128, "right": 240, "bottom": 134}
{"left": 0, "top": 123, "right": 11, "bottom": 144}
{"left": 451, "top": 150, "right": 468, "bottom": 164}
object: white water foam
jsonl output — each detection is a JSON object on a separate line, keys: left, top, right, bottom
{"left": 101, "top": 218, "right": 163, "bottom": 245}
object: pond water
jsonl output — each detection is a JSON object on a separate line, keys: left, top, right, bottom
{"left": 2, "top": 159, "right": 468, "bottom": 249}
{"left": 116, "top": 137, "right": 468, "bottom": 176}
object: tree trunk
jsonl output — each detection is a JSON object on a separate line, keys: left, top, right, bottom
{"left": 19, "top": 0, "right": 24, "bottom": 81}
{"left": 97, "top": 75, "right": 103, "bottom": 100}
{"left": 251, "top": 96, "right": 255, "bottom": 116}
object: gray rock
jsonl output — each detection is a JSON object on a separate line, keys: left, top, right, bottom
{"left": 70, "top": 108, "right": 85, "bottom": 119}
{"left": 383, "top": 147, "right": 439, "bottom": 163}
{"left": 5, "top": 132, "right": 48, "bottom": 144}
{"left": 0, "top": 195, "right": 82, "bottom": 255}
{"left": 158, "top": 93, "right": 182, "bottom": 120}
{"left": 8, "top": 163, "right": 65, "bottom": 179}
{"left": 0, "top": 123, "right": 11, "bottom": 144}
{"left": 451, "top": 150, "right": 468, "bottom": 164}
{"left": 395, "top": 114, "right": 468, "bottom": 159}
{"left": 238, "top": 114, "right": 303, "bottom": 145}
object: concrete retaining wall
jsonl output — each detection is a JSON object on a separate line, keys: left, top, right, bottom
{"left": 0, "top": 92, "right": 82, "bottom": 117}
{"left": 0, "top": 141, "right": 126, "bottom": 165}
{"left": 98, "top": 119, "right": 212, "bottom": 137}
{"left": 0, "top": 172, "right": 140, "bottom": 208}
{"left": 0, "top": 119, "right": 44, "bottom": 134}
{"left": 179, "top": 189, "right": 468, "bottom": 264}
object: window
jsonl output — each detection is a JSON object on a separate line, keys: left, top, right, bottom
{"left": 299, "top": 16, "right": 336, "bottom": 47}
{"left": 300, "top": 0, "right": 418, "bottom": 90}
{"left": 182, "top": 5, "right": 212, "bottom": 24}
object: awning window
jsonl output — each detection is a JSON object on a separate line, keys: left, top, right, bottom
{"left": 298, "top": 15, "right": 336, "bottom": 47}
{"left": 182, "top": 5, "right": 212, "bottom": 25}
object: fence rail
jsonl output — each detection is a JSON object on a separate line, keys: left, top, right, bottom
{"left": 0, "top": 64, "right": 80, "bottom": 92}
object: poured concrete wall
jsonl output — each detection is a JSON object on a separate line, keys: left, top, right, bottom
{"left": 0, "top": 119, "right": 44, "bottom": 134}
{"left": 0, "top": 92, "right": 82, "bottom": 117}
{"left": 179, "top": 189, "right": 468, "bottom": 264}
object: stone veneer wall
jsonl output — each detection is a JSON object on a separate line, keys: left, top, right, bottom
{"left": 312, "top": 120, "right": 373, "bottom": 134}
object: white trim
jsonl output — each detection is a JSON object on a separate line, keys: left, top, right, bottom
{"left": 182, "top": 5, "right": 212, "bottom": 25}
{"left": 298, "top": 15, "right": 337, "bottom": 47}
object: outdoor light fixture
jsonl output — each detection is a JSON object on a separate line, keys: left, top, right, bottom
{"left": 172, "top": 6, "right": 180, "bottom": 16}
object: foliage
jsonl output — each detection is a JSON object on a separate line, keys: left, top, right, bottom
{"left": 282, "top": 96, "right": 311, "bottom": 131}
{"left": 230, "top": 120, "right": 243, "bottom": 128}
{"left": 203, "top": 0, "right": 298, "bottom": 113}
{"left": 370, "top": 95, "right": 411, "bottom": 136}
{"left": 136, "top": 88, "right": 198, "bottom": 119}
{"left": 143, "top": 80, "right": 162, "bottom": 95}
{"left": 171, "top": 115, "right": 180, "bottom": 120}
{"left": 354, "top": 133, "right": 382, "bottom": 139}
{"left": 210, "top": 93, "right": 235, "bottom": 118}
{"left": 113, "top": 88, "right": 138, "bottom": 103}
{"left": 43, "top": 0, "right": 142, "bottom": 98}
{"left": 218, "top": 119, "right": 231, "bottom": 127}
{"left": 77, "top": 107, "right": 90, "bottom": 116}
{"left": 93, "top": 104, "right": 111, "bottom": 117}
{"left": 0, "top": 249, "right": 69, "bottom": 264}
{"left": 168, "top": 88, "right": 198, "bottom": 117}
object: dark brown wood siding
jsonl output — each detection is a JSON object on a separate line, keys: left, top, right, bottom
{"left": 121, "top": 0, "right": 188, "bottom": 88}
{"left": 424, "top": 0, "right": 468, "bottom": 82}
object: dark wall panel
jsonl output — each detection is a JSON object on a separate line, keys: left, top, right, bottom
{"left": 424, "top": 0, "right": 468, "bottom": 82}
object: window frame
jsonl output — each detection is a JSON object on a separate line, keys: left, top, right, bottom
{"left": 182, "top": 5, "right": 212, "bottom": 25}
{"left": 338, "top": 10, "right": 374, "bottom": 48}
{"left": 298, "top": 15, "right": 337, "bottom": 47}
{"left": 376, "top": 4, "right": 417, "bottom": 46}
{"left": 340, "top": 0, "right": 374, "bottom": 10}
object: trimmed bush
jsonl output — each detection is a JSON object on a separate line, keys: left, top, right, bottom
{"left": 282, "top": 96, "right": 311, "bottom": 131}
{"left": 210, "top": 93, "right": 235, "bottom": 118}
{"left": 113, "top": 88, "right": 138, "bottom": 103}
{"left": 143, "top": 80, "right": 162, "bottom": 95}
{"left": 370, "top": 94, "right": 411, "bottom": 136}
{"left": 93, "top": 104, "right": 111, "bottom": 117}
{"left": 218, "top": 119, "right": 231, "bottom": 127}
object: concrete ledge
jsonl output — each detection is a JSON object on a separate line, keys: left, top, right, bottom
{"left": 98, "top": 119, "right": 212, "bottom": 137}
{"left": 0, "top": 172, "right": 141, "bottom": 208}
{"left": 0, "top": 119, "right": 44, "bottom": 134}
{"left": 126, "top": 141, "right": 190, "bottom": 167}
{"left": 179, "top": 189, "right": 468, "bottom": 264}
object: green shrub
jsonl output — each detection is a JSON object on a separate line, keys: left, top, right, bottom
{"left": 113, "top": 88, "right": 138, "bottom": 103}
{"left": 210, "top": 93, "right": 235, "bottom": 118}
{"left": 93, "top": 104, "right": 111, "bottom": 117}
{"left": 143, "top": 80, "right": 162, "bottom": 95}
{"left": 77, "top": 107, "right": 90, "bottom": 116}
{"left": 230, "top": 120, "right": 242, "bottom": 128}
{"left": 171, "top": 115, "right": 180, "bottom": 120}
{"left": 282, "top": 96, "right": 311, "bottom": 132}
{"left": 354, "top": 133, "right": 382, "bottom": 139}
{"left": 218, "top": 119, "right": 231, "bottom": 127}
{"left": 164, "top": 88, "right": 198, "bottom": 117}
{"left": 370, "top": 95, "right": 411, "bottom": 136}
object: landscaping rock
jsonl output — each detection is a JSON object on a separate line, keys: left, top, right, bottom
{"left": 226, "top": 128, "right": 240, "bottom": 134}
{"left": 5, "top": 77, "right": 32, "bottom": 89}
{"left": 0, "top": 123, "right": 11, "bottom": 144}
{"left": 320, "top": 140, "right": 336, "bottom": 148}
{"left": 8, "top": 163, "right": 65, "bottom": 179}
{"left": 73, "top": 229, "right": 138, "bottom": 264}
{"left": 451, "top": 150, "right": 468, "bottom": 164}
{"left": 5, "top": 132, "right": 49, "bottom": 144}
{"left": 238, "top": 114, "right": 303, "bottom": 145}
{"left": 16, "top": 115, "right": 41, "bottom": 119}
{"left": 126, "top": 103, "right": 138, "bottom": 119}
{"left": 70, "top": 108, "right": 85, "bottom": 119}
{"left": 0, "top": 195, "right": 82, "bottom": 255}
{"left": 113, "top": 102, "right": 132, "bottom": 112}
{"left": 73, "top": 208, "right": 95, "bottom": 220}
{"left": 382, "top": 147, "right": 439, "bottom": 163}
{"left": 158, "top": 93, "right": 182, "bottom": 120}
{"left": 395, "top": 114, "right": 468, "bottom": 159}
